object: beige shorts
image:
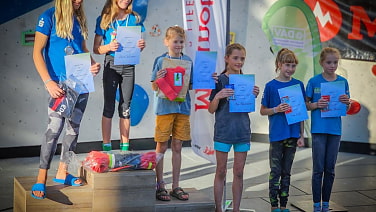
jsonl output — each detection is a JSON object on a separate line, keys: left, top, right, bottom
{"left": 154, "top": 113, "right": 191, "bottom": 142}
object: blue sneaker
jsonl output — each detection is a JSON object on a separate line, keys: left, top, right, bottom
{"left": 313, "top": 202, "right": 321, "bottom": 212}
{"left": 271, "top": 209, "right": 281, "bottom": 212}
{"left": 321, "top": 202, "right": 330, "bottom": 212}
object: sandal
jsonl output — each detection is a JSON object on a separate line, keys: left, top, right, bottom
{"left": 31, "top": 183, "right": 46, "bottom": 200}
{"left": 156, "top": 188, "right": 171, "bottom": 201}
{"left": 170, "top": 187, "right": 189, "bottom": 201}
{"left": 53, "top": 174, "right": 83, "bottom": 186}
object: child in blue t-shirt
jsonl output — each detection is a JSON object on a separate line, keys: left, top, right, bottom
{"left": 31, "top": 0, "right": 100, "bottom": 200}
{"left": 305, "top": 47, "right": 350, "bottom": 212}
{"left": 93, "top": 0, "right": 146, "bottom": 152}
{"left": 260, "top": 48, "right": 305, "bottom": 212}
{"left": 151, "top": 26, "right": 192, "bottom": 202}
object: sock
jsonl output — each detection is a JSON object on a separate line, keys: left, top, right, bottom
{"left": 120, "top": 142, "right": 129, "bottom": 151}
{"left": 102, "top": 143, "right": 112, "bottom": 151}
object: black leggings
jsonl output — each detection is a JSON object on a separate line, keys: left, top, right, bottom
{"left": 102, "top": 55, "right": 135, "bottom": 119}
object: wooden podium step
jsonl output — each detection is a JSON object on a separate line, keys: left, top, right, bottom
{"left": 81, "top": 167, "right": 155, "bottom": 211}
{"left": 155, "top": 188, "right": 215, "bottom": 212}
{"left": 14, "top": 168, "right": 214, "bottom": 211}
{"left": 14, "top": 176, "right": 92, "bottom": 212}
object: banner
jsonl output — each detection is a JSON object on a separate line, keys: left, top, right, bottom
{"left": 182, "top": 0, "right": 227, "bottom": 164}
{"left": 304, "top": 0, "right": 375, "bottom": 62}
{"left": 262, "top": 0, "right": 322, "bottom": 79}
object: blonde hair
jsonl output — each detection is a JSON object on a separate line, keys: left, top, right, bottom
{"left": 275, "top": 48, "right": 298, "bottom": 72}
{"left": 319, "top": 47, "right": 341, "bottom": 64}
{"left": 221, "top": 43, "right": 246, "bottom": 74}
{"left": 55, "top": 0, "right": 88, "bottom": 40}
{"left": 100, "top": 0, "right": 140, "bottom": 30}
{"left": 165, "top": 25, "right": 186, "bottom": 40}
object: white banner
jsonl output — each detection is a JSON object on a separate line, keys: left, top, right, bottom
{"left": 182, "top": 0, "right": 227, "bottom": 164}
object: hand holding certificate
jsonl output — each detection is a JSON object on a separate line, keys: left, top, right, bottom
{"left": 320, "top": 81, "right": 347, "bottom": 117}
{"left": 64, "top": 52, "right": 94, "bottom": 94}
{"left": 278, "top": 84, "right": 308, "bottom": 125}
{"left": 192, "top": 51, "right": 217, "bottom": 89}
{"left": 229, "top": 74, "right": 256, "bottom": 112}
{"left": 114, "top": 26, "right": 141, "bottom": 65}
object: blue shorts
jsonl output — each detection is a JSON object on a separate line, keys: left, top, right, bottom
{"left": 214, "top": 141, "right": 251, "bottom": 153}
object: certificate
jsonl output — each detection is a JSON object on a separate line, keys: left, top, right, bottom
{"left": 192, "top": 51, "right": 217, "bottom": 89}
{"left": 64, "top": 52, "right": 94, "bottom": 94}
{"left": 157, "top": 58, "right": 192, "bottom": 102}
{"left": 320, "top": 81, "right": 347, "bottom": 117}
{"left": 114, "top": 26, "right": 141, "bottom": 65}
{"left": 229, "top": 74, "right": 255, "bottom": 112}
{"left": 278, "top": 84, "right": 308, "bottom": 125}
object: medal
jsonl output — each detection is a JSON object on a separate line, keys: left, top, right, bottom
{"left": 64, "top": 45, "right": 74, "bottom": 55}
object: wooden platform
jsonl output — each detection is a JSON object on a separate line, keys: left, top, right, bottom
{"left": 14, "top": 167, "right": 215, "bottom": 211}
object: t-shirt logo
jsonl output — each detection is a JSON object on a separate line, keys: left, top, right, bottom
{"left": 38, "top": 18, "right": 45, "bottom": 27}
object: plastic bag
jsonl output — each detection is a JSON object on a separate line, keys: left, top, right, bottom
{"left": 49, "top": 80, "right": 79, "bottom": 118}
{"left": 82, "top": 151, "right": 158, "bottom": 173}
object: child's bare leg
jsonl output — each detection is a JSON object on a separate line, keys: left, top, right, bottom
{"left": 232, "top": 151, "right": 247, "bottom": 212}
{"left": 119, "top": 118, "right": 130, "bottom": 150}
{"left": 155, "top": 141, "right": 170, "bottom": 200}
{"left": 156, "top": 141, "right": 168, "bottom": 185}
{"left": 214, "top": 151, "right": 228, "bottom": 212}
{"left": 171, "top": 138, "right": 183, "bottom": 189}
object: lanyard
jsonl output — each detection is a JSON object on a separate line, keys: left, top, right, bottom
{"left": 110, "top": 15, "right": 129, "bottom": 41}
{"left": 111, "top": 15, "right": 129, "bottom": 32}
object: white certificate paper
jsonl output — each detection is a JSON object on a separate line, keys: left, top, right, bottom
{"left": 320, "top": 81, "right": 347, "bottom": 117}
{"left": 278, "top": 84, "right": 308, "bottom": 125}
{"left": 114, "top": 26, "right": 141, "bottom": 65}
{"left": 64, "top": 52, "right": 94, "bottom": 94}
{"left": 229, "top": 74, "right": 255, "bottom": 112}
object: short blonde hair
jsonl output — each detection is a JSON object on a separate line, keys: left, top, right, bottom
{"left": 319, "top": 47, "right": 341, "bottom": 64}
{"left": 165, "top": 25, "right": 186, "bottom": 40}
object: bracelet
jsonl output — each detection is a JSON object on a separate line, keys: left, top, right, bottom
{"left": 272, "top": 107, "right": 277, "bottom": 114}
{"left": 44, "top": 79, "right": 53, "bottom": 85}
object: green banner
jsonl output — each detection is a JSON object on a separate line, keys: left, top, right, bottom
{"left": 262, "top": 0, "right": 322, "bottom": 80}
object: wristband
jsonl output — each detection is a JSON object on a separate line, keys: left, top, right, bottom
{"left": 272, "top": 107, "right": 277, "bottom": 114}
{"left": 44, "top": 79, "right": 53, "bottom": 85}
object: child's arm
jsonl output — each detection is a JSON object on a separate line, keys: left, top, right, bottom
{"left": 33, "top": 31, "right": 64, "bottom": 99}
{"left": 260, "top": 105, "right": 277, "bottom": 116}
{"left": 253, "top": 86, "right": 260, "bottom": 98}
{"left": 297, "top": 121, "right": 305, "bottom": 147}
{"left": 208, "top": 87, "right": 233, "bottom": 114}
{"left": 93, "top": 34, "right": 119, "bottom": 54}
{"left": 339, "top": 94, "right": 351, "bottom": 110}
{"left": 260, "top": 103, "right": 290, "bottom": 116}
{"left": 81, "top": 40, "right": 101, "bottom": 76}
{"left": 137, "top": 39, "right": 146, "bottom": 52}
{"left": 305, "top": 96, "right": 329, "bottom": 111}
{"left": 151, "top": 69, "right": 167, "bottom": 91}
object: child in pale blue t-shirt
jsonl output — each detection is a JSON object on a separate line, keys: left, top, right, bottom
{"left": 305, "top": 47, "right": 350, "bottom": 212}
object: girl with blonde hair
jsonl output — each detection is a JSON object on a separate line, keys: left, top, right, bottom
{"left": 32, "top": 0, "right": 100, "bottom": 199}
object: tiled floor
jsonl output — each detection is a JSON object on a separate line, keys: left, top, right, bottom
{"left": 0, "top": 142, "right": 375, "bottom": 211}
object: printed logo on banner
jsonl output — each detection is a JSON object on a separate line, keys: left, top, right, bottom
{"left": 304, "top": 0, "right": 342, "bottom": 42}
